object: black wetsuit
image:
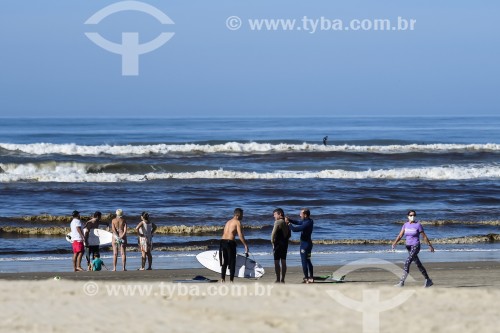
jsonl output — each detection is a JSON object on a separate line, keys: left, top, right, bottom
{"left": 219, "top": 239, "right": 237, "bottom": 281}
{"left": 289, "top": 218, "right": 314, "bottom": 279}
{"left": 273, "top": 221, "right": 290, "bottom": 260}
{"left": 86, "top": 245, "right": 100, "bottom": 267}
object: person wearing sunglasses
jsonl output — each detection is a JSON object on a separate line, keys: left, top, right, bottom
{"left": 392, "top": 210, "right": 435, "bottom": 287}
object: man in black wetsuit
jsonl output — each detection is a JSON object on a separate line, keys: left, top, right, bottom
{"left": 286, "top": 208, "right": 314, "bottom": 283}
{"left": 219, "top": 208, "right": 249, "bottom": 282}
{"left": 271, "top": 208, "right": 290, "bottom": 283}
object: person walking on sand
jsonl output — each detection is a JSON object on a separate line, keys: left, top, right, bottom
{"left": 112, "top": 209, "right": 128, "bottom": 271}
{"left": 219, "top": 208, "right": 249, "bottom": 283}
{"left": 271, "top": 208, "right": 290, "bottom": 283}
{"left": 135, "top": 212, "right": 157, "bottom": 270}
{"left": 83, "top": 211, "right": 102, "bottom": 270}
{"left": 70, "top": 210, "right": 85, "bottom": 272}
{"left": 286, "top": 208, "right": 314, "bottom": 283}
{"left": 392, "top": 210, "right": 435, "bottom": 288}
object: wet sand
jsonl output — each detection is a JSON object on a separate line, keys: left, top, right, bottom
{"left": 1, "top": 261, "right": 499, "bottom": 288}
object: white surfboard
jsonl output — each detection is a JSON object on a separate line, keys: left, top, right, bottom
{"left": 196, "top": 250, "right": 265, "bottom": 279}
{"left": 66, "top": 228, "right": 113, "bottom": 246}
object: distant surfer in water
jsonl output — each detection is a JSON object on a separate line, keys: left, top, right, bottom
{"left": 219, "top": 208, "right": 249, "bottom": 282}
{"left": 323, "top": 136, "right": 328, "bottom": 146}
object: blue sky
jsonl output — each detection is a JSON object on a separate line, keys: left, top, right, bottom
{"left": 0, "top": 0, "right": 498, "bottom": 118}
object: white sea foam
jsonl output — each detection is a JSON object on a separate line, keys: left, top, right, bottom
{"left": 1, "top": 142, "right": 500, "bottom": 156}
{"left": 1, "top": 162, "right": 500, "bottom": 182}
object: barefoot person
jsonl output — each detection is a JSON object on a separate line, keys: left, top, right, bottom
{"left": 83, "top": 211, "right": 102, "bottom": 270}
{"left": 219, "top": 208, "right": 249, "bottom": 283}
{"left": 70, "top": 210, "right": 85, "bottom": 272}
{"left": 392, "top": 210, "right": 435, "bottom": 287}
{"left": 111, "top": 209, "right": 128, "bottom": 271}
{"left": 135, "top": 212, "right": 157, "bottom": 270}
{"left": 286, "top": 208, "right": 314, "bottom": 283}
{"left": 271, "top": 208, "right": 290, "bottom": 283}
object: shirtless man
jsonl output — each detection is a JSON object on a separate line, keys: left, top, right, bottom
{"left": 219, "top": 208, "right": 249, "bottom": 283}
{"left": 111, "top": 209, "right": 128, "bottom": 271}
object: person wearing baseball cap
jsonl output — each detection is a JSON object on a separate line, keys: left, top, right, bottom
{"left": 70, "top": 210, "right": 85, "bottom": 271}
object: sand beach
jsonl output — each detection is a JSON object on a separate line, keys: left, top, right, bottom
{"left": 0, "top": 261, "right": 498, "bottom": 333}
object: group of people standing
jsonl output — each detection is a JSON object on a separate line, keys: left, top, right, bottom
{"left": 69, "top": 209, "right": 156, "bottom": 272}
{"left": 69, "top": 206, "right": 435, "bottom": 287}
{"left": 219, "top": 207, "right": 435, "bottom": 287}
{"left": 271, "top": 208, "right": 315, "bottom": 284}
{"left": 218, "top": 207, "right": 315, "bottom": 284}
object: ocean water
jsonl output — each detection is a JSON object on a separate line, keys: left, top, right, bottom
{"left": 0, "top": 116, "right": 499, "bottom": 273}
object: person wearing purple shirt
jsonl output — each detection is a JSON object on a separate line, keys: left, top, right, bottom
{"left": 392, "top": 210, "right": 435, "bottom": 287}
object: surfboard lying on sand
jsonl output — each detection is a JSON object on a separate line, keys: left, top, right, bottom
{"left": 196, "top": 250, "right": 265, "bottom": 279}
{"left": 313, "top": 274, "right": 346, "bottom": 283}
{"left": 65, "top": 228, "right": 113, "bottom": 246}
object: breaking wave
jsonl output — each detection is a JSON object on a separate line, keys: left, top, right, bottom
{"left": 1, "top": 162, "right": 500, "bottom": 182}
{"left": 1, "top": 142, "right": 500, "bottom": 156}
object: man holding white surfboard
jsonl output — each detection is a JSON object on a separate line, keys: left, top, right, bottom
{"left": 83, "top": 211, "right": 102, "bottom": 270}
{"left": 219, "top": 208, "right": 249, "bottom": 283}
